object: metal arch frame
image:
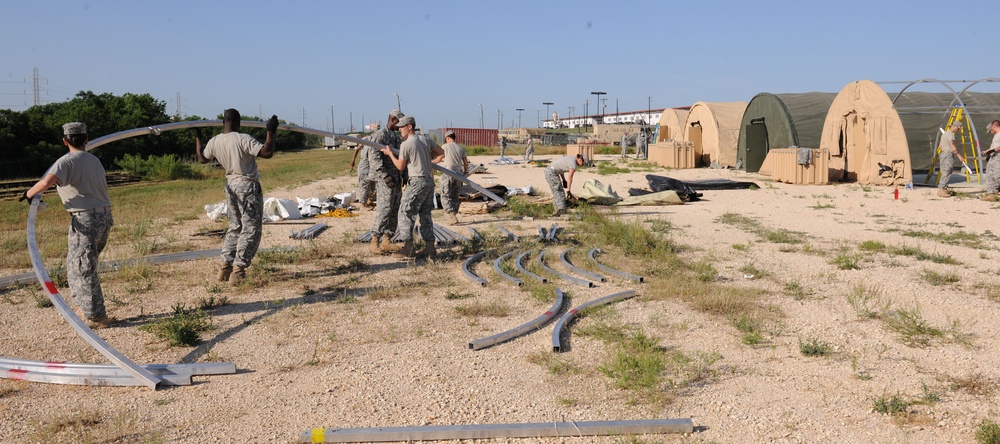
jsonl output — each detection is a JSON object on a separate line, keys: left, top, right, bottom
{"left": 514, "top": 250, "right": 547, "bottom": 283}
{"left": 552, "top": 290, "right": 636, "bottom": 353}
{"left": 497, "top": 225, "right": 518, "bottom": 241}
{"left": 587, "top": 248, "right": 644, "bottom": 283}
{"left": 879, "top": 78, "right": 1000, "bottom": 163}
{"left": 467, "top": 288, "right": 565, "bottom": 350}
{"left": 26, "top": 197, "right": 161, "bottom": 389}
{"left": 559, "top": 247, "right": 606, "bottom": 282}
{"left": 1, "top": 358, "right": 236, "bottom": 387}
{"left": 84, "top": 120, "right": 505, "bottom": 206}
{"left": 493, "top": 250, "right": 523, "bottom": 287}
{"left": 461, "top": 250, "right": 489, "bottom": 287}
{"left": 537, "top": 249, "right": 593, "bottom": 288}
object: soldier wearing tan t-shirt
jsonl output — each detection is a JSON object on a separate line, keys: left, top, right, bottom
{"left": 22, "top": 122, "right": 115, "bottom": 329}
{"left": 195, "top": 109, "right": 277, "bottom": 285}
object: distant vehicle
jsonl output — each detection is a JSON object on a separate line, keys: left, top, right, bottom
{"left": 323, "top": 136, "right": 343, "bottom": 149}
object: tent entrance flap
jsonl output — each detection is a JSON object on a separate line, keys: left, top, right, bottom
{"left": 689, "top": 123, "right": 703, "bottom": 166}
{"left": 745, "top": 118, "right": 769, "bottom": 172}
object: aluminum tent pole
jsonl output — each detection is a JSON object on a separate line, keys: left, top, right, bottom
{"left": 468, "top": 288, "right": 566, "bottom": 350}
{"left": 552, "top": 290, "right": 637, "bottom": 353}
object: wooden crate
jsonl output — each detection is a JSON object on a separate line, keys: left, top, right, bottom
{"left": 648, "top": 141, "right": 696, "bottom": 169}
{"left": 566, "top": 144, "right": 595, "bottom": 159}
{"left": 766, "top": 148, "right": 830, "bottom": 185}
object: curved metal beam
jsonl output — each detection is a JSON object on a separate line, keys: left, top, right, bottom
{"left": 587, "top": 248, "right": 644, "bottom": 283}
{"left": 0, "top": 357, "right": 235, "bottom": 376}
{"left": 85, "top": 120, "right": 505, "bottom": 205}
{"left": 468, "top": 288, "right": 565, "bottom": 350}
{"left": 537, "top": 250, "right": 593, "bottom": 288}
{"left": 515, "top": 250, "right": 547, "bottom": 283}
{"left": 493, "top": 251, "right": 523, "bottom": 287}
{"left": 559, "top": 248, "right": 605, "bottom": 282}
{"left": 552, "top": 290, "right": 636, "bottom": 353}
{"left": 461, "top": 250, "right": 489, "bottom": 287}
{"left": 26, "top": 196, "right": 161, "bottom": 389}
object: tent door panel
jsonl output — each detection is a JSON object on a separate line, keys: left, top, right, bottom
{"left": 844, "top": 113, "right": 867, "bottom": 182}
{"left": 690, "top": 124, "right": 704, "bottom": 166}
{"left": 745, "top": 119, "right": 769, "bottom": 173}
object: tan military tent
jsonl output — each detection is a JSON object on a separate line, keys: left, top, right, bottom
{"left": 682, "top": 101, "right": 747, "bottom": 167}
{"left": 654, "top": 108, "right": 689, "bottom": 143}
{"left": 819, "top": 80, "right": 912, "bottom": 185}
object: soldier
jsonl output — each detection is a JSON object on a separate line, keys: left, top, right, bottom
{"left": 22, "top": 122, "right": 115, "bottom": 329}
{"left": 636, "top": 130, "right": 648, "bottom": 160}
{"left": 545, "top": 154, "right": 588, "bottom": 217}
{"left": 620, "top": 132, "right": 629, "bottom": 158}
{"left": 523, "top": 136, "right": 535, "bottom": 161}
{"left": 381, "top": 115, "right": 444, "bottom": 258}
{"left": 433, "top": 130, "right": 469, "bottom": 225}
{"left": 982, "top": 119, "right": 1000, "bottom": 200}
{"left": 936, "top": 121, "right": 967, "bottom": 197}
{"left": 367, "top": 109, "right": 405, "bottom": 254}
{"left": 350, "top": 129, "right": 376, "bottom": 208}
{"left": 195, "top": 109, "right": 277, "bottom": 285}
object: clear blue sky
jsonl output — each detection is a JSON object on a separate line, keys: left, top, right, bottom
{"left": 3, "top": 0, "right": 998, "bottom": 132}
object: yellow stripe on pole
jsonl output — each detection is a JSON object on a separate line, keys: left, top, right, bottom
{"left": 311, "top": 428, "right": 325, "bottom": 443}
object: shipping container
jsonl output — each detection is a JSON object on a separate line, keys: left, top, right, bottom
{"left": 438, "top": 128, "right": 498, "bottom": 147}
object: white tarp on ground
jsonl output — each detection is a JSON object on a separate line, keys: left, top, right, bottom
{"left": 205, "top": 197, "right": 302, "bottom": 222}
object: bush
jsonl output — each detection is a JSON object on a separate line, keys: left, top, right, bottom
{"left": 140, "top": 304, "right": 211, "bottom": 346}
{"left": 115, "top": 153, "right": 202, "bottom": 181}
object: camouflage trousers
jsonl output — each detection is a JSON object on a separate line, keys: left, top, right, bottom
{"left": 985, "top": 156, "right": 1000, "bottom": 194}
{"left": 396, "top": 176, "right": 435, "bottom": 242}
{"left": 67, "top": 210, "right": 113, "bottom": 319}
{"left": 636, "top": 141, "right": 647, "bottom": 159}
{"left": 371, "top": 175, "right": 401, "bottom": 237}
{"left": 440, "top": 174, "right": 462, "bottom": 214}
{"left": 938, "top": 153, "right": 956, "bottom": 189}
{"left": 222, "top": 177, "right": 263, "bottom": 268}
{"left": 357, "top": 149, "right": 375, "bottom": 204}
{"left": 544, "top": 168, "right": 567, "bottom": 211}
{"left": 524, "top": 146, "right": 534, "bottom": 161}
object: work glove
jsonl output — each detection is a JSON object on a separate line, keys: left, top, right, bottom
{"left": 266, "top": 115, "right": 279, "bottom": 132}
{"left": 18, "top": 191, "right": 30, "bottom": 204}
{"left": 566, "top": 191, "right": 574, "bottom": 199}
{"left": 193, "top": 128, "right": 203, "bottom": 140}
{"left": 561, "top": 177, "right": 567, "bottom": 188}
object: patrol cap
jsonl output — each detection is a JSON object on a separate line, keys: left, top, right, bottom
{"left": 445, "top": 130, "right": 456, "bottom": 138}
{"left": 63, "top": 122, "right": 87, "bottom": 135}
{"left": 396, "top": 115, "right": 415, "bottom": 127}
{"left": 389, "top": 109, "right": 404, "bottom": 119}
{"left": 950, "top": 120, "right": 963, "bottom": 128}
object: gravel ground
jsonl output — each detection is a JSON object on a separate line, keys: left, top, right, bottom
{"left": 1, "top": 153, "right": 999, "bottom": 443}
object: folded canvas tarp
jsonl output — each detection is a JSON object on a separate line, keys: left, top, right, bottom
{"left": 616, "top": 191, "right": 683, "bottom": 206}
{"left": 575, "top": 179, "right": 623, "bottom": 205}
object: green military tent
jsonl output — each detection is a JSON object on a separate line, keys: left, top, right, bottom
{"left": 736, "top": 92, "right": 837, "bottom": 172}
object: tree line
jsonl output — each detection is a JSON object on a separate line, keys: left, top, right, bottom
{"left": 0, "top": 91, "right": 314, "bottom": 180}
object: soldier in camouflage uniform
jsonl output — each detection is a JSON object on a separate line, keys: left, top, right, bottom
{"left": 350, "top": 137, "right": 375, "bottom": 208}
{"left": 936, "top": 121, "right": 967, "bottom": 198}
{"left": 433, "top": 130, "right": 468, "bottom": 225}
{"left": 195, "top": 109, "right": 278, "bottom": 285}
{"left": 545, "top": 154, "right": 587, "bottom": 217}
{"left": 367, "top": 110, "right": 405, "bottom": 254}
{"left": 22, "top": 122, "right": 115, "bottom": 329}
{"left": 382, "top": 115, "right": 445, "bottom": 258}
{"left": 982, "top": 119, "right": 1000, "bottom": 200}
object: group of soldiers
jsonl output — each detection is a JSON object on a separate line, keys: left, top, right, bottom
{"left": 619, "top": 130, "right": 649, "bottom": 159}
{"left": 936, "top": 119, "right": 1000, "bottom": 199}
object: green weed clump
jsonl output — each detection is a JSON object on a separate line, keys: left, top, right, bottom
{"left": 872, "top": 393, "right": 910, "bottom": 415}
{"left": 715, "top": 213, "right": 805, "bottom": 244}
{"left": 976, "top": 419, "right": 1000, "bottom": 444}
{"left": 140, "top": 304, "right": 212, "bottom": 347}
{"left": 799, "top": 337, "right": 832, "bottom": 356}
{"left": 115, "top": 153, "right": 204, "bottom": 181}
{"left": 503, "top": 196, "right": 554, "bottom": 219}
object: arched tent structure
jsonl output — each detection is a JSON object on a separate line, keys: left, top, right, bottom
{"left": 736, "top": 92, "right": 836, "bottom": 172}
{"left": 819, "top": 80, "right": 912, "bottom": 184}
{"left": 653, "top": 108, "right": 689, "bottom": 143}
{"left": 820, "top": 79, "right": 1000, "bottom": 184}
{"left": 682, "top": 101, "right": 747, "bottom": 167}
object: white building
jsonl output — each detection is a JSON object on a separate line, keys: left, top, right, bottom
{"left": 542, "top": 109, "right": 665, "bottom": 129}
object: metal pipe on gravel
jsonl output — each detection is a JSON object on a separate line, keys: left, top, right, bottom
{"left": 468, "top": 288, "right": 566, "bottom": 350}
{"left": 552, "top": 290, "right": 637, "bottom": 353}
{"left": 493, "top": 251, "right": 524, "bottom": 287}
{"left": 515, "top": 250, "right": 547, "bottom": 283}
{"left": 559, "top": 248, "right": 606, "bottom": 282}
{"left": 587, "top": 248, "right": 644, "bottom": 283}
{"left": 461, "top": 250, "right": 490, "bottom": 287}
{"left": 537, "top": 250, "right": 593, "bottom": 288}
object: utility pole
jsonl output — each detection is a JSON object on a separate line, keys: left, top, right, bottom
{"left": 543, "top": 102, "right": 553, "bottom": 127}
{"left": 515, "top": 108, "right": 524, "bottom": 128}
{"left": 480, "top": 104, "right": 484, "bottom": 129}
{"left": 616, "top": 98, "right": 619, "bottom": 122}
{"left": 175, "top": 92, "right": 184, "bottom": 119}
{"left": 331, "top": 105, "right": 335, "bottom": 133}
{"left": 349, "top": 112, "right": 353, "bottom": 132}
{"left": 32, "top": 67, "right": 46, "bottom": 106}
{"left": 395, "top": 93, "right": 401, "bottom": 112}
{"left": 591, "top": 91, "right": 606, "bottom": 125}
{"left": 301, "top": 107, "right": 306, "bottom": 126}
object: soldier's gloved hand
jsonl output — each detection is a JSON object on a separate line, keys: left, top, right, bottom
{"left": 266, "top": 115, "right": 279, "bottom": 132}
{"left": 193, "top": 128, "right": 203, "bottom": 140}
{"left": 561, "top": 177, "right": 567, "bottom": 188}
{"left": 18, "top": 191, "right": 30, "bottom": 204}
{"left": 566, "top": 191, "right": 574, "bottom": 199}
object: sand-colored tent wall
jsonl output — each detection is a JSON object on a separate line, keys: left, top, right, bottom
{"left": 682, "top": 101, "right": 746, "bottom": 167}
{"left": 654, "top": 108, "right": 689, "bottom": 143}
{"left": 819, "top": 80, "right": 911, "bottom": 185}
{"left": 737, "top": 92, "right": 836, "bottom": 172}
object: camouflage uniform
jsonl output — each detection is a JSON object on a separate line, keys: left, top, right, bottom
{"left": 356, "top": 146, "right": 375, "bottom": 204}
{"left": 636, "top": 131, "right": 648, "bottom": 159}
{"left": 368, "top": 127, "right": 403, "bottom": 237}
{"left": 938, "top": 129, "right": 958, "bottom": 189}
{"left": 223, "top": 177, "right": 263, "bottom": 267}
{"left": 397, "top": 176, "right": 435, "bottom": 242}
{"left": 985, "top": 132, "right": 1000, "bottom": 194}
{"left": 67, "top": 211, "right": 113, "bottom": 319}
{"left": 546, "top": 155, "right": 578, "bottom": 212}
{"left": 440, "top": 175, "right": 462, "bottom": 214}
{"left": 524, "top": 138, "right": 534, "bottom": 161}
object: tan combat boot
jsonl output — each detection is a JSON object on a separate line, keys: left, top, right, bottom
{"left": 937, "top": 188, "right": 952, "bottom": 198}
{"left": 86, "top": 315, "right": 114, "bottom": 329}
{"left": 415, "top": 241, "right": 436, "bottom": 259}
{"left": 448, "top": 212, "right": 459, "bottom": 225}
{"left": 391, "top": 239, "right": 415, "bottom": 259}
{"left": 217, "top": 264, "right": 233, "bottom": 282}
{"left": 370, "top": 235, "right": 382, "bottom": 254}
{"left": 229, "top": 266, "right": 246, "bottom": 286}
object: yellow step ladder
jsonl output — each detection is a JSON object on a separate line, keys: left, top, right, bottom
{"left": 925, "top": 107, "right": 981, "bottom": 184}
